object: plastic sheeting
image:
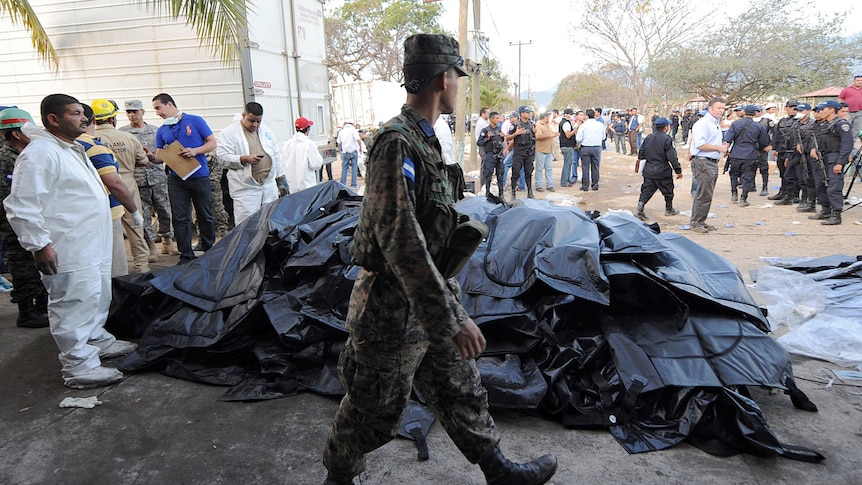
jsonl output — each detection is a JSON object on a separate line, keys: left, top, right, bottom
{"left": 111, "top": 182, "right": 822, "bottom": 462}
{"left": 755, "top": 255, "right": 862, "bottom": 371}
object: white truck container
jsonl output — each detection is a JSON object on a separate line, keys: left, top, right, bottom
{"left": 330, "top": 80, "right": 404, "bottom": 130}
{"left": 0, "top": 0, "right": 334, "bottom": 153}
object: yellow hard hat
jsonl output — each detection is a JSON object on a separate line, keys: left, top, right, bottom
{"left": 91, "top": 98, "right": 118, "bottom": 121}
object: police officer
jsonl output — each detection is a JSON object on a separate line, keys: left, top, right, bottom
{"left": 634, "top": 117, "right": 682, "bottom": 220}
{"left": 477, "top": 110, "right": 505, "bottom": 199}
{"left": 322, "top": 34, "right": 557, "bottom": 485}
{"left": 506, "top": 105, "right": 537, "bottom": 199}
{"left": 795, "top": 103, "right": 818, "bottom": 213}
{"left": 771, "top": 100, "right": 799, "bottom": 204}
{"left": 0, "top": 107, "right": 48, "bottom": 328}
{"left": 810, "top": 99, "right": 854, "bottom": 225}
{"left": 723, "top": 105, "right": 771, "bottom": 207}
{"left": 754, "top": 106, "right": 776, "bottom": 196}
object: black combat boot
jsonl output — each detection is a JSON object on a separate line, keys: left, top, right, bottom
{"left": 635, "top": 201, "right": 647, "bottom": 220}
{"left": 796, "top": 196, "right": 815, "bottom": 212}
{"left": 775, "top": 195, "right": 793, "bottom": 205}
{"left": 767, "top": 189, "right": 784, "bottom": 200}
{"left": 759, "top": 175, "right": 768, "bottom": 196}
{"left": 738, "top": 194, "right": 750, "bottom": 207}
{"left": 37, "top": 289, "right": 48, "bottom": 314}
{"left": 525, "top": 177, "right": 534, "bottom": 198}
{"left": 808, "top": 207, "right": 830, "bottom": 220}
{"left": 821, "top": 210, "right": 842, "bottom": 225}
{"left": 478, "top": 446, "right": 557, "bottom": 485}
{"left": 665, "top": 200, "right": 679, "bottom": 216}
{"left": 730, "top": 190, "right": 738, "bottom": 202}
{"left": 17, "top": 298, "right": 49, "bottom": 328}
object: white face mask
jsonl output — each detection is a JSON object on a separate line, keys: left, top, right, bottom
{"left": 794, "top": 113, "right": 805, "bottom": 120}
{"left": 753, "top": 117, "right": 762, "bottom": 122}
{"left": 163, "top": 112, "right": 183, "bottom": 126}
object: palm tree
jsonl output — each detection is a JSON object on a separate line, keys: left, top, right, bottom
{"left": 0, "top": 0, "right": 248, "bottom": 70}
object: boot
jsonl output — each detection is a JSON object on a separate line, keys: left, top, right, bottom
{"left": 774, "top": 196, "right": 793, "bottom": 205}
{"left": 525, "top": 177, "right": 534, "bottom": 199}
{"left": 796, "top": 200, "right": 815, "bottom": 212}
{"left": 808, "top": 208, "right": 830, "bottom": 220}
{"left": 635, "top": 202, "right": 647, "bottom": 220}
{"left": 664, "top": 202, "right": 679, "bottom": 216}
{"left": 730, "top": 191, "right": 738, "bottom": 202}
{"left": 738, "top": 194, "right": 749, "bottom": 207}
{"left": 478, "top": 446, "right": 557, "bottom": 485}
{"left": 821, "top": 210, "right": 842, "bottom": 225}
{"left": 527, "top": 188, "right": 535, "bottom": 199}
{"left": 498, "top": 187, "right": 505, "bottom": 200}
{"left": 162, "top": 237, "right": 179, "bottom": 255}
{"left": 767, "top": 190, "right": 784, "bottom": 200}
{"left": 17, "top": 298, "right": 49, "bottom": 328}
{"left": 37, "top": 289, "right": 48, "bottom": 314}
{"left": 511, "top": 186, "right": 517, "bottom": 200}
{"left": 323, "top": 476, "right": 354, "bottom": 485}
{"left": 147, "top": 239, "right": 159, "bottom": 263}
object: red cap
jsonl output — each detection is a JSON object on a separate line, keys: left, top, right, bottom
{"left": 295, "top": 117, "right": 313, "bottom": 130}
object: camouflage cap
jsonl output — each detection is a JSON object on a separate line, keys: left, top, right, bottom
{"left": 403, "top": 34, "right": 469, "bottom": 77}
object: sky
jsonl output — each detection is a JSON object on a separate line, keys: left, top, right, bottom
{"left": 435, "top": 0, "right": 862, "bottom": 95}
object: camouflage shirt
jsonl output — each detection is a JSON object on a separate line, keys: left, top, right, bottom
{"left": 350, "top": 104, "right": 468, "bottom": 342}
{"left": 0, "top": 142, "right": 21, "bottom": 236}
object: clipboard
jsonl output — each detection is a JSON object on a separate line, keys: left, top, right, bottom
{"left": 160, "top": 140, "right": 202, "bottom": 180}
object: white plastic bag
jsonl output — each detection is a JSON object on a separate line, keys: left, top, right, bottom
{"left": 754, "top": 265, "right": 830, "bottom": 329}
{"left": 777, "top": 314, "right": 862, "bottom": 371}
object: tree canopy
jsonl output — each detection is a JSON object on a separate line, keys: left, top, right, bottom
{"left": 652, "top": 0, "right": 858, "bottom": 104}
{"left": 325, "top": 0, "right": 447, "bottom": 83}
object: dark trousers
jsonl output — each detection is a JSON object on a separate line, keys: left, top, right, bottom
{"left": 638, "top": 177, "right": 675, "bottom": 207}
{"left": 627, "top": 131, "right": 638, "bottom": 155}
{"left": 511, "top": 150, "right": 534, "bottom": 189}
{"left": 580, "top": 146, "right": 601, "bottom": 190}
{"left": 812, "top": 153, "right": 844, "bottom": 211}
{"left": 168, "top": 175, "right": 215, "bottom": 260}
{"left": 480, "top": 154, "right": 503, "bottom": 194}
{"left": 737, "top": 158, "right": 759, "bottom": 196}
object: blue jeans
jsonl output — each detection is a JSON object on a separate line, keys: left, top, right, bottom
{"left": 534, "top": 152, "right": 554, "bottom": 189}
{"left": 341, "top": 151, "right": 358, "bottom": 187}
{"left": 502, "top": 151, "right": 526, "bottom": 190}
{"left": 168, "top": 175, "right": 215, "bottom": 261}
{"left": 560, "top": 147, "right": 574, "bottom": 186}
{"left": 637, "top": 132, "right": 643, "bottom": 150}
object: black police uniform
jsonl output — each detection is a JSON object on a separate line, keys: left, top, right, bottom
{"left": 509, "top": 118, "right": 536, "bottom": 198}
{"left": 723, "top": 117, "right": 769, "bottom": 204}
{"left": 812, "top": 116, "right": 854, "bottom": 223}
{"left": 757, "top": 116, "right": 776, "bottom": 195}
{"left": 636, "top": 129, "right": 681, "bottom": 214}
{"left": 796, "top": 116, "right": 818, "bottom": 211}
{"left": 774, "top": 114, "right": 798, "bottom": 203}
{"left": 477, "top": 122, "right": 504, "bottom": 198}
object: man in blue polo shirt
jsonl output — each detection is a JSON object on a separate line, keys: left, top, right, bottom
{"left": 152, "top": 93, "right": 217, "bottom": 264}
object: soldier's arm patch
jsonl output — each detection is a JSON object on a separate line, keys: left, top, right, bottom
{"left": 841, "top": 123, "right": 850, "bottom": 132}
{"left": 402, "top": 157, "right": 415, "bottom": 183}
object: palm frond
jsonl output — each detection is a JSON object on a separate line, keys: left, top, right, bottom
{"left": 0, "top": 0, "right": 59, "bottom": 71}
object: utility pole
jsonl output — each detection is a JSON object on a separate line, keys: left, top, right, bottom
{"left": 467, "top": 0, "right": 481, "bottom": 173}
{"left": 509, "top": 40, "right": 531, "bottom": 104}
{"left": 455, "top": 0, "right": 468, "bottom": 167}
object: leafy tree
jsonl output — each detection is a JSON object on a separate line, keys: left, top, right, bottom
{"left": 325, "top": 0, "right": 446, "bottom": 83}
{"left": 0, "top": 0, "right": 248, "bottom": 70}
{"left": 575, "top": 0, "right": 707, "bottom": 107}
{"left": 652, "top": 0, "right": 857, "bottom": 104}
{"left": 552, "top": 65, "right": 639, "bottom": 110}
{"left": 469, "top": 57, "right": 514, "bottom": 111}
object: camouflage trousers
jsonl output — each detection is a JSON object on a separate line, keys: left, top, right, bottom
{"left": 2, "top": 234, "right": 45, "bottom": 304}
{"left": 210, "top": 169, "right": 229, "bottom": 236}
{"left": 323, "top": 272, "right": 500, "bottom": 480}
{"left": 138, "top": 181, "right": 173, "bottom": 240}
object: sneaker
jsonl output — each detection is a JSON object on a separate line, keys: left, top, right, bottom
{"left": 63, "top": 366, "right": 124, "bottom": 389}
{"left": 855, "top": 220, "right": 862, "bottom": 226}
{"left": 535, "top": 187, "right": 545, "bottom": 192}
{"left": 704, "top": 224, "right": 718, "bottom": 231}
{"left": 547, "top": 187, "right": 555, "bottom": 192}
{"left": 690, "top": 225, "right": 710, "bottom": 234}
{"left": 99, "top": 340, "right": 138, "bottom": 359}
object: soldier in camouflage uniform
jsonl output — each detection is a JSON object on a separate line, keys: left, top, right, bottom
{"left": 322, "top": 34, "right": 557, "bottom": 485}
{"left": 119, "top": 99, "right": 176, "bottom": 256}
{"left": 207, "top": 153, "right": 230, "bottom": 237}
{"left": 0, "top": 108, "right": 48, "bottom": 328}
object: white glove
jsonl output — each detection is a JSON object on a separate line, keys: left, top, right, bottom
{"left": 131, "top": 210, "right": 144, "bottom": 228}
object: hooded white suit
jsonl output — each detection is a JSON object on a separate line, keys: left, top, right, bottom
{"left": 281, "top": 132, "right": 324, "bottom": 192}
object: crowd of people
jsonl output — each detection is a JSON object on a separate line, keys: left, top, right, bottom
{"left": 0, "top": 94, "right": 329, "bottom": 389}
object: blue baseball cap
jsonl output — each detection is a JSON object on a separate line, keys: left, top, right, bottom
{"left": 654, "top": 117, "right": 670, "bottom": 127}
{"left": 698, "top": 109, "right": 707, "bottom": 116}
{"left": 821, "top": 100, "right": 841, "bottom": 110}
{"left": 814, "top": 103, "right": 826, "bottom": 111}
{"left": 743, "top": 105, "right": 758, "bottom": 115}
{"left": 795, "top": 102, "right": 812, "bottom": 111}
{"left": 518, "top": 105, "right": 532, "bottom": 114}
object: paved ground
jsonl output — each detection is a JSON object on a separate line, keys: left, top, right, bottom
{"left": 2, "top": 147, "right": 861, "bottom": 484}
